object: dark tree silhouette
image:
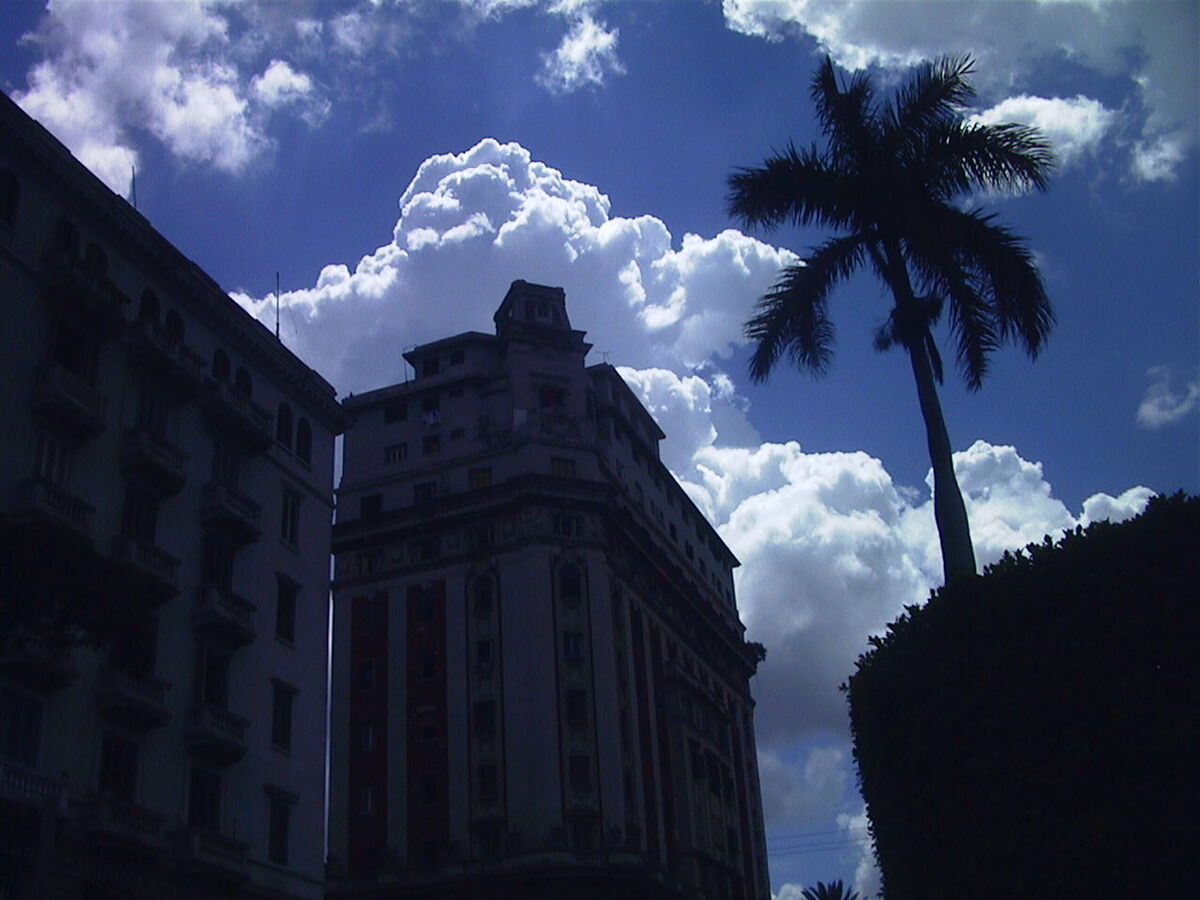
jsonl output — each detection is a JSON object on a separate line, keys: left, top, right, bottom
{"left": 802, "top": 879, "right": 861, "bottom": 900}
{"left": 728, "top": 55, "right": 1055, "bottom": 584}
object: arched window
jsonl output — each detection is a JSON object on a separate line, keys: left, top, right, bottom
{"left": 559, "top": 564, "right": 582, "bottom": 602}
{"left": 55, "top": 218, "right": 80, "bottom": 258}
{"left": 234, "top": 366, "right": 252, "bottom": 396}
{"left": 138, "top": 289, "right": 160, "bottom": 325}
{"left": 0, "top": 169, "right": 18, "bottom": 228}
{"left": 84, "top": 242, "right": 107, "bottom": 277}
{"left": 276, "top": 402, "right": 294, "bottom": 450}
{"left": 295, "top": 418, "right": 312, "bottom": 464}
{"left": 212, "top": 349, "right": 230, "bottom": 381}
{"left": 164, "top": 310, "right": 184, "bottom": 343}
{"left": 472, "top": 575, "right": 494, "bottom": 617}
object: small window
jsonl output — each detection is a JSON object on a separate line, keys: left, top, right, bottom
{"left": 84, "top": 242, "right": 108, "bottom": 277}
{"left": 422, "top": 434, "right": 441, "bottom": 455}
{"left": 550, "top": 457, "right": 575, "bottom": 479}
{"left": 121, "top": 481, "right": 159, "bottom": 544}
{"left": 449, "top": 427, "right": 465, "bottom": 440}
{"left": 473, "top": 700, "right": 495, "bottom": 740}
{"left": 565, "top": 689, "right": 588, "bottom": 729}
{"left": 281, "top": 487, "right": 301, "bottom": 548}
{"left": 384, "top": 443, "right": 408, "bottom": 464}
{"left": 568, "top": 754, "right": 591, "bottom": 792}
{"left": 99, "top": 732, "right": 139, "bottom": 802}
{"left": 472, "top": 576, "right": 494, "bottom": 616}
{"left": 268, "top": 793, "right": 291, "bottom": 864}
{"left": 137, "top": 289, "right": 160, "bottom": 325}
{"left": 563, "top": 631, "right": 584, "bottom": 667}
{"left": 234, "top": 366, "right": 253, "bottom": 396}
{"left": 0, "top": 689, "right": 42, "bottom": 766}
{"left": 212, "top": 349, "right": 230, "bottom": 381}
{"left": 413, "top": 481, "right": 437, "bottom": 504}
{"left": 296, "top": 419, "right": 312, "bottom": 465}
{"left": 477, "top": 763, "right": 498, "bottom": 803}
{"left": 34, "top": 429, "right": 74, "bottom": 487}
{"left": 360, "top": 493, "right": 383, "bottom": 519}
{"left": 422, "top": 357, "right": 440, "bottom": 377}
{"left": 271, "top": 681, "right": 296, "bottom": 751}
{"left": 188, "top": 767, "right": 221, "bottom": 832}
{"left": 164, "top": 310, "right": 184, "bottom": 343}
{"left": 276, "top": 403, "right": 293, "bottom": 450}
{"left": 384, "top": 401, "right": 408, "bottom": 423}
{"left": 475, "top": 639, "right": 493, "bottom": 671}
{"left": 276, "top": 576, "right": 298, "bottom": 644}
{"left": 538, "top": 386, "right": 565, "bottom": 409}
{"left": 468, "top": 467, "right": 492, "bottom": 490}
{"left": 559, "top": 564, "right": 583, "bottom": 602}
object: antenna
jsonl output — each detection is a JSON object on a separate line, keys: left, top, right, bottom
{"left": 275, "top": 271, "right": 281, "bottom": 341}
{"left": 130, "top": 165, "right": 137, "bottom": 210}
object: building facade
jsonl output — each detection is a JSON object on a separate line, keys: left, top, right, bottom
{"left": 329, "top": 281, "right": 770, "bottom": 899}
{"left": 0, "top": 92, "right": 348, "bottom": 898}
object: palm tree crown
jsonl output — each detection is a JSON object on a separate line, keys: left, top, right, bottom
{"left": 729, "top": 56, "right": 1054, "bottom": 584}
{"left": 800, "top": 878, "right": 861, "bottom": 900}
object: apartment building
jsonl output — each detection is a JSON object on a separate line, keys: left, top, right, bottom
{"left": 0, "top": 91, "right": 348, "bottom": 898}
{"left": 328, "top": 280, "right": 770, "bottom": 899}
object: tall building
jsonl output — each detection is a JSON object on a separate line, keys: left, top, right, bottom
{"left": 0, "top": 92, "right": 348, "bottom": 898}
{"left": 329, "top": 280, "right": 770, "bottom": 899}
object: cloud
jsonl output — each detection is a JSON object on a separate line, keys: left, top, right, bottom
{"left": 232, "top": 137, "right": 791, "bottom": 393}
{"left": 970, "top": 94, "right": 1116, "bottom": 168}
{"left": 1136, "top": 364, "right": 1200, "bottom": 428}
{"left": 537, "top": 12, "right": 625, "bottom": 93}
{"left": 13, "top": 0, "right": 327, "bottom": 195}
{"left": 722, "top": 0, "right": 1198, "bottom": 181}
{"left": 758, "top": 745, "right": 849, "bottom": 827}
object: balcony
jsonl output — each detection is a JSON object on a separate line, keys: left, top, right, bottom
{"left": 171, "top": 828, "right": 249, "bottom": 883}
{"left": 42, "top": 248, "right": 130, "bottom": 336}
{"left": 30, "top": 363, "right": 107, "bottom": 440}
{"left": 121, "top": 427, "right": 188, "bottom": 495}
{"left": 186, "top": 703, "right": 249, "bottom": 764}
{"left": 80, "top": 793, "right": 166, "bottom": 854}
{"left": 199, "top": 379, "right": 273, "bottom": 452}
{"left": 125, "top": 320, "right": 205, "bottom": 396}
{"left": 110, "top": 534, "right": 180, "bottom": 599}
{"left": 0, "top": 761, "right": 69, "bottom": 812}
{"left": 193, "top": 586, "right": 256, "bottom": 647}
{"left": 0, "top": 632, "right": 78, "bottom": 689}
{"left": 10, "top": 478, "right": 94, "bottom": 545}
{"left": 97, "top": 665, "right": 171, "bottom": 728}
{"left": 200, "top": 482, "right": 262, "bottom": 546}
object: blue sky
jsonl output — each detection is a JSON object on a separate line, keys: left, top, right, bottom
{"left": 4, "top": 2, "right": 1196, "bottom": 894}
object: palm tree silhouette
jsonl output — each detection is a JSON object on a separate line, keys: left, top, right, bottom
{"left": 801, "top": 879, "right": 861, "bottom": 900}
{"left": 728, "top": 56, "right": 1055, "bottom": 584}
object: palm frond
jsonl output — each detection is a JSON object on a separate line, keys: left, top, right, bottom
{"left": 727, "top": 143, "right": 852, "bottom": 230}
{"left": 745, "top": 235, "right": 867, "bottom": 381}
{"left": 886, "top": 54, "right": 976, "bottom": 145}
{"left": 811, "top": 56, "right": 878, "bottom": 167}
{"left": 920, "top": 120, "right": 1055, "bottom": 199}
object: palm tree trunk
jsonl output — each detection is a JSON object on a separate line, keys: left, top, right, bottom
{"left": 880, "top": 239, "right": 977, "bottom": 584}
{"left": 906, "top": 336, "right": 977, "bottom": 584}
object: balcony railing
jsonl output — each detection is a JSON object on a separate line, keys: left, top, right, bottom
{"left": 30, "top": 363, "right": 107, "bottom": 440}
{"left": 12, "top": 478, "right": 94, "bottom": 543}
{"left": 186, "top": 703, "right": 249, "bottom": 765}
{"left": 121, "top": 427, "right": 188, "bottom": 495}
{"left": 199, "top": 482, "right": 262, "bottom": 545}
{"left": 0, "top": 761, "right": 69, "bottom": 810}
{"left": 193, "top": 586, "right": 256, "bottom": 647}
{"left": 125, "top": 320, "right": 206, "bottom": 395}
{"left": 171, "top": 827, "right": 249, "bottom": 881}
{"left": 42, "top": 247, "right": 130, "bottom": 335}
{"left": 110, "top": 534, "right": 180, "bottom": 597}
{"left": 97, "top": 665, "right": 171, "bottom": 728}
{"left": 200, "top": 379, "right": 273, "bottom": 452}
{"left": 81, "top": 793, "right": 166, "bottom": 852}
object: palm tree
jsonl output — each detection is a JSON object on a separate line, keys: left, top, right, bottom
{"left": 801, "top": 879, "right": 860, "bottom": 900}
{"left": 728, "top": 55, "right": 1054, "bottom": 585}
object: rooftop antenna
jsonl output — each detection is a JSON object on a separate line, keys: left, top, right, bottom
{"left": 274, "top": 271, "right": 281, "bottom": 341}
{"left": 130, "top": 165, "right": 137, "bottom": 210}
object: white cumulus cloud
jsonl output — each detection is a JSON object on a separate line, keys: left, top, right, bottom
{"left": 537, "top": 12, "right": 625, "bottom": 93}
{"left": 971, "top": 94, "right": 1116, "bottom": 168}
{"left": 1136, "top": 364, "right": 1200, "bottom": 428}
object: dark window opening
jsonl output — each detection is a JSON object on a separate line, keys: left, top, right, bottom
{"left": 268, "top": 794, "right": 291, "bottom": 864}
{"left": 271, "top": 681, "right": 296, "bottom": 751}
{"left": 276, "top": 403, "right": 293, "bottom": 449}
{"left": 188, "top": 767, "right": 221, "bottom": 832}
{"left": 233, "top": 366, "right": 253, "bottom": 396}
{"left": 275, "top": 576, "right": 298, "bottom": 643}
{"left": 99, "top": 733, "right": 138, "bottom": 802}
{"left": 296, "top": 419, "right": 312, "bottom": 464}
{"left": 384, "top": 401, "right": 408, "bottom": 423}
{"left": 360, "top": 493, "right": 383, "bottom": 519}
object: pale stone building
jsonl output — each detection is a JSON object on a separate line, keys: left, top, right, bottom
{"left": 328, "top": 280, "right": 770, "bottom": 899}
{"left": 0, "top": 91, "right": 348, "bottom": 898}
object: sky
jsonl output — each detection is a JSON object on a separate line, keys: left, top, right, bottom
{"left": 3, "top": 1, "right": 1197, "bottom": 895}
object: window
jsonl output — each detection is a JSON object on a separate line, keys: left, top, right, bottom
{"left": 568, "top": 754, "right": 591, "bottom": 792}
{"left": 188, "top": 767, "right": 221, "bottom": 832}
{"left": 550, "top": 457, "right": 575, "bottom": 479}
{"left": 565, "top": 689, "right": 588, "bottom": 729}
{"left": 413, "top": 481, "right": 437, "bottom": 504}
{"left": 563, "top": 631, "right": 584, "bottom": 667}
{"left": 449, "top": 427, "right": 464, "bottom": 440}
{"left": 198, "top": 646, "right": 231, "bottom": 707}
{"left": 271, "top": 681, "right": 296, "bottom": 751}
{"left": 449, "top": 349, "right": 465, "bottom": 366}
{"left": 360, "top": 721, "right": 375, "bottom": 751}
{"left": 421, "top": 394, "right": 440, "bottom": 417}
{"left": 51, "top": 318, "right": 98, "bottom": 384}
{"left": 0, "top": 689, "right": 41, "bottom": 766}
{"left": 468, "top": 467, "right": 492, "bottom": 490}
{"left": 477, "top": 764, "right": 498, "bottom": 803}
{"left": 137, "top": 289, "right": 160, "bottom": 325}
{"left": 234, "top": 366, "right": 253, "bottom": 396}
{"left": 473, "top": 701, "right": 495, "bottom": 740}
{"left": 137, "top": 383, "right": 170, "bottom": 436}
{"left": 84, "top": 242, "right": 108, "bottom": 277}
{"left": 295, "top": 419, "right": 312, "bottom": 465}
{"left": 276, "top": 403, "right": 293, "bottom": 449}
{"left": 474, "top": 639, "right": 493, "bottom": 672}
{"left": 34, "top": 429, "right": 73, "bottom": 487}
{"left": 360, "top": 660, "right": 376, "bottom": 688}
{"left": 121, "top": 481, "right": 159, "bottom": 543}
{"left": 360, "top": 493, "right": 383, "bottom": 519}
{"left": 472, "top": 576, "right": 494, "bottom": 616}
{"left": 384, "top": 442, "right": 407, "bottom": 463}
{"left": 212, "top": 440, "right": 241, "bottom": 488}
{"left": 384, "top": 401, "right": 407, "bottom": 423}
{"left": 559, "top": 564, "right": 583, "bottom": 602}
{"left": 212, "top": 349, "right": 230, "bottom": 381}
{"left": 468, "top": 524, "right": 494, "bottom": 548}
{"left": 99, "top": 733, "right": 138, "bottom": 802}
{"left": 164, "top": 310, "right": 184, "bottom": 343}
{"left": 267, "top": 793, "right": 291, "bottom": 864}
{"left": 414, "top": 708, "right": 438, "bottom": 742}
{"left": 538, "top": 386, "right": 565, "bottom": 409}
{"left": 422, "top": 357, "right": 440, "bottom": 377}
{"left": 422, "top": 434, "right": 441, "bottom": 455}
{"left": 553, "top": 514, "right": 580, "bottom": 537}
{"left": 281, "top": 487, "right": 301, "bottom": 547}
{"left": 202, "top": 535, "right": 235, "bottom": 592}
{"left": 275, "top": 576, "right": 298, "bottom": 643}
